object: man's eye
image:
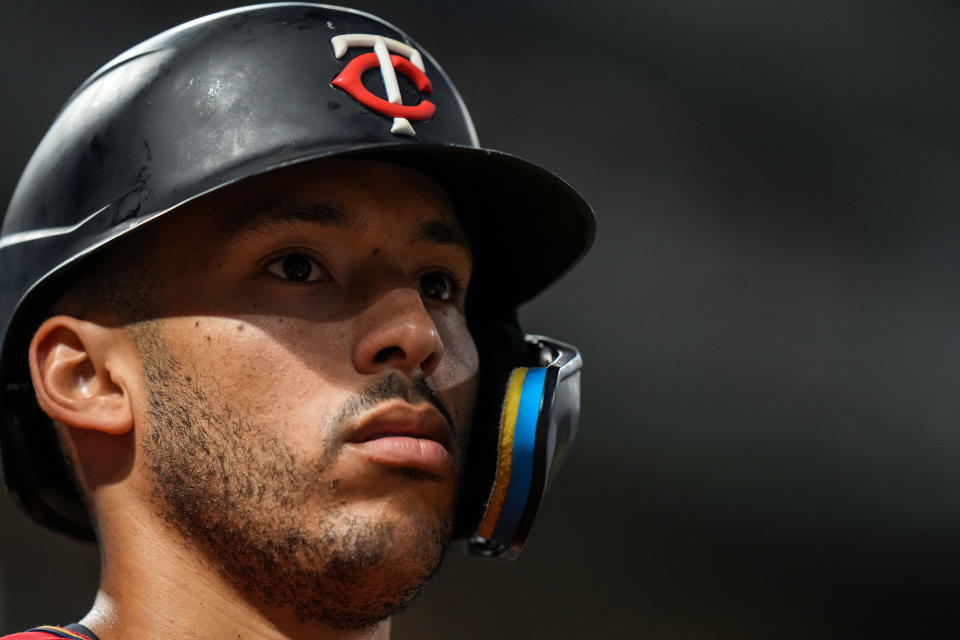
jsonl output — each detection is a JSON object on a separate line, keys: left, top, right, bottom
{"left": 265, "top": 253, "right": 328, "bottom": 283}
{"left": 419, "top": 272, "right": 458, "bottom": 301}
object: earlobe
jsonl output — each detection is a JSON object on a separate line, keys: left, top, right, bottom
{"left": 29, "top": 316, "right": 135, "bottom": 435}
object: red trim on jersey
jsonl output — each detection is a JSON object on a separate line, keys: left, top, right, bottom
{"left": 2, "top": 627, "right": 92, "bottom": 640}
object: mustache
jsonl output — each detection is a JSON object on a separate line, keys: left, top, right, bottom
{"left": 330, "top": 372, "right": 458, "bottom": 441}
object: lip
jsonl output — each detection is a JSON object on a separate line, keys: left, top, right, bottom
{"left": 345, "top": 402, "right": 455, "bottom": 474}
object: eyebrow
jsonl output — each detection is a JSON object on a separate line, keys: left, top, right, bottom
{"left": 221, "top": 201, "right": 363, "bottom": 241}
{"left": 412, "top": 219, "right": 472, "bottom": 257}
{"left": 220, "top": 200, "right": 472, "bottom": 256}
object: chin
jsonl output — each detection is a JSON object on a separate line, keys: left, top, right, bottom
{"left": 262, "top": 505, "right": 453, "bottom": 629}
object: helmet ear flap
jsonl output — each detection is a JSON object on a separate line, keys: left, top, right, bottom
{"left": 454, "top": 314, "right": 528, "bottom": 540}
{"left": 457, "top": 312, "right": 584, "bottom": 561}
{"left": 1, "top": 261, "right": 97, "bottom": 542}
{"left": 1, "top": 385, "right": 94, "bottom": 541}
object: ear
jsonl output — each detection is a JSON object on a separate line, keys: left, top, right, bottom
{"left": 29, "top": 315, "right": 135, "bottom": 435}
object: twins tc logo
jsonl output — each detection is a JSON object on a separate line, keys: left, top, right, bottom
{"left": 330, "top": 34, "right": 436, "bottom": 137}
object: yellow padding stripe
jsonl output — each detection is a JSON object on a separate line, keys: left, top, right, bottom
{"left": 477, "top": 367, "right": 528, "bottom": 540}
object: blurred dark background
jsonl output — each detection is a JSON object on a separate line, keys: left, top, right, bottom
{"left": 4, "top": 0, "right": 960, "bottom": 637}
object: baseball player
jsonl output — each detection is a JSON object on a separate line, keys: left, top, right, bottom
{"left": 0, "top": 4, "right": 594, "bottom": 639}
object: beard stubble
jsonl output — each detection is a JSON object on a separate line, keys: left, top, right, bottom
{"left": 135, "top": 323, "right": 456, "bottom": 630}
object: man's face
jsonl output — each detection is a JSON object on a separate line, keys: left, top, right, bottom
{"left": 128, "top": 159, "right": 479, "bottom": 628}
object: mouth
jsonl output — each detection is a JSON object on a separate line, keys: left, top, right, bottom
{"left": 345, "top": 402, "right": 455, "bottom": 475}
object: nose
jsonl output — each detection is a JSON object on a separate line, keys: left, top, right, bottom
{"left": 352, "top": 286, "right": 445, "bottom": 378}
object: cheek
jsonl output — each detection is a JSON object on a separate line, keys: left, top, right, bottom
{"left": 433, "top": 312, "right": 479, "bottom": 432}
{"left": 157, "top": 315, "right": 354, "bottom": 427}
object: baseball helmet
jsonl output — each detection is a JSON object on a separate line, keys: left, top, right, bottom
{"left": 0, "top": 3, "right": 594, "bottom": 560}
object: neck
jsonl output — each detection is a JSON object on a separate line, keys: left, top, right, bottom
{"left": 82, "top": 511, "right": 391, "bottom": 640}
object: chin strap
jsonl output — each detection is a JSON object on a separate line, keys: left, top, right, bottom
{"left": 468, "top": 336, "right": 582, "bottom": 560}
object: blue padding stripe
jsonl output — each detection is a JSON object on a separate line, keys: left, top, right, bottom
{"left": 493, "top": 366, "right": 546, "bottom": 543}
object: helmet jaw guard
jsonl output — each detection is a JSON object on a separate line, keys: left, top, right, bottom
{"left": 467, "top": 336, "right": 583, "bottom": 560}
{"left": 0, "top": 4, "right": 594, "bottom": 558}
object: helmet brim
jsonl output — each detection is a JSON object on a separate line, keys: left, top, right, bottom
{"left": 334, "top": 143, "right": 596, "bottom": 311}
